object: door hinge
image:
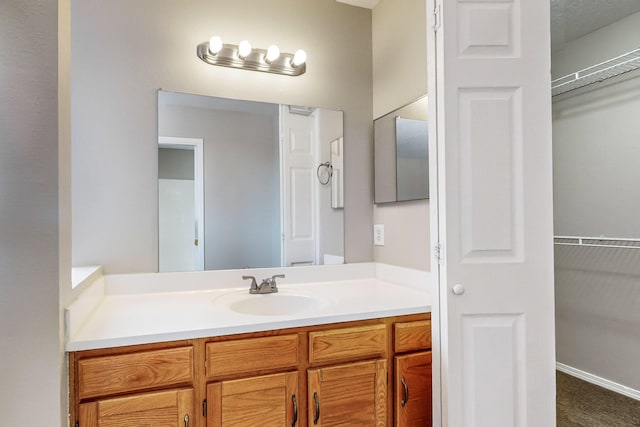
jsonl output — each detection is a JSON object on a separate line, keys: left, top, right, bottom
{"left": 203, "top": 399, "right": 207, "bottom": 417}
{"left": 433, "top": 4, "right": 441, "bottom": 32}
{"left": 434, "top": 243, "right": 443, "bottom": 264}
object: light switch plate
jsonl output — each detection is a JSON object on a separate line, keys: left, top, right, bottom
{"left": 373, "top": 224, "right": 385, "bottom": 246}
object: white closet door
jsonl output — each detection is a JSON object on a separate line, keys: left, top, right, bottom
{"left": 430, "top": 0, "right": 556, "bottom": 425}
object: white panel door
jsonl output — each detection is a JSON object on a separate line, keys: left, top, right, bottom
{"left": 158, "top": 178, "right": 197, "bottom": 272}
{"left": 281, "top": 107, "right": 317, "bottom": 267}
{"left": 158, "top": 137, "right": 205, "bottom": 272}
{"left": 429, "top": 0, "right": 556, "bottom": 425}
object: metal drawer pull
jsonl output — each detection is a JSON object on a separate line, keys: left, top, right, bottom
{"left": 184, "top": 413, "right": 189, "bottom": 427}
{"left": 401, "top": 376, "right": 409, "bottom": 407}
{"left": 313, "top": 391, "right": 320, "bottom": 424}
{"left": 292, "top": 394, "right": 298, "bottom": 426}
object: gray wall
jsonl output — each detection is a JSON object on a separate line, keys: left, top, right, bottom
{"left": 316, "top": 108, "right": 345, "bottom": 259}
{"left": 0, "top": 0, "right": 62, "bottom": 424}
{"left": 71, "top": 0, "right": 373, "bottom": 273}
{"left": 372, "top": 0, "right": 427, "bottom": 118}
{"left": 555, "top": 245, "right": 640, "bottom": 390}
{"left": 160, "top": 104, "right": 281, "bottom": 270}
{"left": 552, "top": 12, "right": 640, "bottom": 391}
{"left": 552, "top": 10, "right": 640, "bottom": 239}
{"left": 372, "top": 0, "right": 430, "bottom": 272}
{"left": 158, "top": 148, "right": 195, "bottom": 180}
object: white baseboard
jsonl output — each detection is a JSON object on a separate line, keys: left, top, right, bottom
{"left": 556, "top": 362, "right": 640, "bottom": 401}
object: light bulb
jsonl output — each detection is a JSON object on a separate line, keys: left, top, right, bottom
{"left": 265, "top": 45, "right": 280, "bottom": 63}
{"left": 238, "top": 40, "right": 252, "bottom": 59}
{"left": 208, "top": 36, "right": 223, "bottom": 55}
{"left": 292, "top": 49, "right": 307, "bottom": 67}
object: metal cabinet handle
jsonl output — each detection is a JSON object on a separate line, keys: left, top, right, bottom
{"left": 401, "top": 376, "right": 409, "bottom": 407}
{"left": 313, "top": 391, "right": 320, "bottom": 424}
{"left": 184, "top": 413, "right": 189, "bottom": 427}
{"left": 291, "top": 394, "right": 298, "bottom": 427}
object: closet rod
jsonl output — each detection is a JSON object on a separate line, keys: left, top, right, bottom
{"left": 554, "top": 235, "right": 640, "bottom": 250}
{"left": 551, "top": 48, "right": 640, "bottom": 97}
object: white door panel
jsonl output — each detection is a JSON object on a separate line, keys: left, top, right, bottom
{"left": 430, "top": 0, "right": 555, "bottom": 425}
{"left": 158, "top": 178, "right": 196, "bottom": 272}
{"left": 158, "top": 137, "right": 204, "bottom": 272}
{"left": 282, "top": 108, "right": 317, "bottom": 267}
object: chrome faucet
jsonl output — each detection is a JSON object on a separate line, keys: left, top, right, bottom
{"left": 243, "top": 274, "right": 285, "bottom": 294}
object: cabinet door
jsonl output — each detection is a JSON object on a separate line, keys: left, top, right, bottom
{"left": 395, "top": 351, "right": 432, "bottom": 427}
{"left": 78, "top": 388, "right": 194, "bottom": 427}
{"left": 207, "top": 371, "right": 299, "bottom": 427}
{"left": 307, "top": 359, "right": 387, "bottom": 427}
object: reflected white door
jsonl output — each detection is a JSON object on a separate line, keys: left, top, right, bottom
{"left": 158, "top": 137, "right": 204, "bottom": 272}
{"left": 281, "top": 107, "right": 317, "bottom": 267}
{"left": 159, "top": 178, "right": 196, "bottom": 272}
{"left": 429, "top": 0, "right": 556, "bottom": 425}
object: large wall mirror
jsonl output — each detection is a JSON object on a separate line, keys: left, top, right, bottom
{"left": 158, "top": 91, "right": 344, "bottom": 272}
{"left": 374, "top": 96, "right": 429, "bottom": 204}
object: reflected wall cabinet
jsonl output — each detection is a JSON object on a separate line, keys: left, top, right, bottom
{"left": 374, "top": 96, "right": 429, "bottom": 204}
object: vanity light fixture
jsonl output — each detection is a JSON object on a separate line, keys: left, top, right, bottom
{"left": 292, "top": 49, "right": 307, "bottom": 68}
{"left": 197, "top": 36, "right": 307, "bottom": 76}
{"left": 265, "top": 45, "right": 280, "bottom": 64}
{"left": 208, "top": 36, "right": 223, "bottom": 55}
{"left": 237, "top": 40, "right": 252, "bottom": 59}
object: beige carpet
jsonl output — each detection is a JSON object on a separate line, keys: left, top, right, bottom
{"left": 557, "top": 371, "right": 640, "bottom": 426}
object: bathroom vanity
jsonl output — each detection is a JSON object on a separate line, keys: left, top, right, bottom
{"left": 66, "top": 263, "right": 432, "bottom": 427}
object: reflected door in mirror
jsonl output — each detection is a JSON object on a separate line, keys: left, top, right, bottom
{"left": 158, "top": 137, "right": 205, "bottom": 272}
{"left": 158, "top": 91, "right": 344, "bottom": 272}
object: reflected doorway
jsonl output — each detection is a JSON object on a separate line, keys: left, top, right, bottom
{"left": 158, "top": 136, "right": 205, "bottom": 272}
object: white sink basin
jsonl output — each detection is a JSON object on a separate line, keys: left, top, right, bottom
{"left": 214, "top": 289, "right": 326, "bottom": 316}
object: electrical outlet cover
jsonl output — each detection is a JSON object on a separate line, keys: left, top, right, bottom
{"left": 373, "top": 224, "right": 385, "bottom": 246}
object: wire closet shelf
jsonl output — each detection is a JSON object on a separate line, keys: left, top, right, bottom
{"left": 551, "top": 48, "right": 640, "bottom": 97}
{"left": 554, "top": 236, "right": 640, "bottom": 250}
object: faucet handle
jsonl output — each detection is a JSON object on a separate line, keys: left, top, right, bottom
{"left": 271, "top": 274, "right": 285, "bottom": 283}
{"left": 268, "top": 274, "right": 285, "bottom": 291}
{"left": 242, "top": 275, "right": 258, "bottom": 292}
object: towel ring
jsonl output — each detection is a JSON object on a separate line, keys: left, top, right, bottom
{"left": 317, "top": 161, "right": 333, "bottom": 185}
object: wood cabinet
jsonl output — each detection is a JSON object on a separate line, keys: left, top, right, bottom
{"left": 308, "top": 324, "right": 387, "bottom": 365}
{"left": 308, "top": 359, "right": 387, "bottom": 426}
{"left": 79, "top": 388, "right": 194, "bottom": 427}
{"left": 207, "top": 371, "right": 298, "bottom": 427}
{"left": 394, "top": 352, "right": 432, "bottom": 427}
{"left": 77, "top": 346, "right": 194, "bottom": 400}
{"left": 70, "top": 313, "right": 431, "bottom": 427}
{"left": 393, "top": 320, "right": 432, "bottom": 427}
{"left": 205, "top": 335, "right": 299, "bottom": 379}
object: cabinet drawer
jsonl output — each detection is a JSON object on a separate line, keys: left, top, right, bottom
{"left": 308, "top": 324, "right": 387, "bottom": 365}
{"left": 394, "top": 320, "right": 431, "bottom": 353}
{"left": 79, "top": 388, "right": 194, "bottom": 426}
{"left": 78, "top": 346, "right": 194, "bottom": 399}
{"left": 206, "top": 334, "right": 299, "bottom": 379}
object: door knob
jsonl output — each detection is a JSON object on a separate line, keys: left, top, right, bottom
{"left": 452, "top": 284, "right": 465, "bottom": 295}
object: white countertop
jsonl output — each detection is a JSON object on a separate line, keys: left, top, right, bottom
{"left": 66, "top": 263, "right": 431, "bottom": 351}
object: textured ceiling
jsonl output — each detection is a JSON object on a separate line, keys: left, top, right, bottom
{"left": 551, "top": 0, "right": 640, "bottom": 51}
{"left": 336, "top": 0, "right": 640, "bottom": 51}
